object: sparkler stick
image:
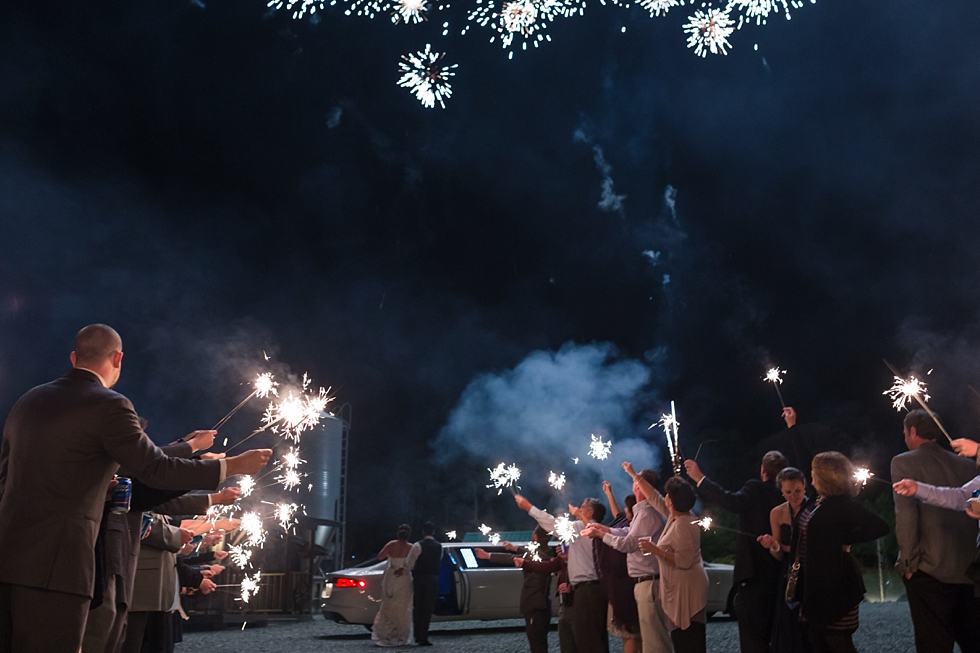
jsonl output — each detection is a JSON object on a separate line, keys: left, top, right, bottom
{"left": 693, "top": 440, "right": 717, "bottom": 462}
{"left": 650, "top": 402, "right": 683, "bottom": 476}
{"left": 882, "top": 360, "right": 952, "bottom": 443}
{"left": 212, "top": 373, "right": 279, "bottom": 431}
{"left": 763, "top": 367, "right": 786, "bottom": 409}
{"left": 852, "top": 467, "right": 891, "bottom": 487}
{"left": 487, "top": 463, "right": 522, "bottom": 496}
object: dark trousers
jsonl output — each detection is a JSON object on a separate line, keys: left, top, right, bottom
{"left": 413, "top": 574, "right": 439, "bottom": 644}
{"left": 120, "top": 612, "right": 147, "bottom": 653}
{"left": 736, "top": 578, "right": 777, "bottom": 653}
{"left": 82, "top": 574, "right": 128, "bottom": 653}
{"left": 904, "top": 571, "right": 980, "bottom": 653}
{"left": 805, "top": 627, "right": 857, "bottom": 653}
{"left": 670, "top": 621, "right": 707, "bottom": 653}
{"left": 559, "top": 603, "right": 577, "bottom": 653}
{"left": 0, "top": 582, "right": 91, "bottom": 653}
{"left": 525, "top": 608, "right": 551, "bottom": 653}
{"left": 570, "top": 582, "right": 608, "bottom": 653}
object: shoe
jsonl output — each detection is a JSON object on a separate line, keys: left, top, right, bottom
{"left": 417, "top": 641, "right": 432, "bottom": 646}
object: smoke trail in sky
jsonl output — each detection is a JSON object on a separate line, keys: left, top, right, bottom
{"left": 592, "top": 146, "right": 627, "bottom": 213}
{"left": 664, "top": 185, "right": 678, "bottom": 221}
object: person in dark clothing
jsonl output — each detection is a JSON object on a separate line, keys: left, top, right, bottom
{"left": 799, "top": 452, "right": 889, "bottom": 653}
{"left": 599, "top": 482, "right": 640, "bottom": 653}
{"left": 408, "top": 521, "right": 443, "bottom": 646}
{"left": 685, "top": 450, "right": 788, "bottom": 653}
{"left": 476, "top": 526, "right": 555, "bottom": 653}
{"left": 521, "top": 548, "right": 575, "bottom": 653}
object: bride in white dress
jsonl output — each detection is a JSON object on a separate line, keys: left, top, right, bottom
{"left": 371, "top": 524, "right": 415, "bottom": 647}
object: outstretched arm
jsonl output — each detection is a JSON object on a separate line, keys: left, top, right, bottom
{"left": 602, "top": 481, "right": 622, "bottom": 520}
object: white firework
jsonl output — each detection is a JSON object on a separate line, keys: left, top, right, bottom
{"left": 639, "top": 0, "right": 681, "bottom": 17}
{"left": 266, "top": 0, "right": 325, "bottom": 19}
{"left": 446, "top": 530, "right": 458, "bottom": 540}
{"left": 683, "top": 7, "right": 735, "bottom": 57}
{"left": 548, "top": 471, "right": 566, "bottom": 491}
{"left": 240, "top": 511, "right": 266, "bottom": 547}
{"left": 466, "top": 0, "right": 579, "bottom": 54}
{"left": 275, "top": 502, "right": 299, "bottom": 530}
{"left": 397, "top": 45, "right": 458, "bottom": 109}
{"left": 588, "top": 434, "right": 612, "bottom": 461}
{"left": 391, "top": 0, "right": 429, "bottom": 23}
{"left": 726, "top": 0, "right": 803, "bottom": 27}
{"left": 487, "top": 462, "right": 522, "bottom": 495}
{"left": 240, "top": 571, "right": 261, "bottom": 603}
{"left": 478, "top": 523, "right": 493, "bottom": 536}
{"left": 238, "top": 476, "right": 256, "bottom": 498}
{"left": 228, "top": 544, "right": 253, "bottom": 568}
{"left": 552, "top": 513, "right": 578, "bottom": 544}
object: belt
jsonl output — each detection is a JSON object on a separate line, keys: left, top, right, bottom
{"left": 634, "top": 575, "right": 660, "bottom": 583}
{"left": 571, "top": 580, "right": 599, "bottom": 591}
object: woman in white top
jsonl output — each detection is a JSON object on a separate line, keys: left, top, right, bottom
{"left": 371, "top": 524, "right": 415, "bottom": 647}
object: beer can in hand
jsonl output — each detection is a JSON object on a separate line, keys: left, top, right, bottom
{"left": 111, "top": 477, "right": 133, "bottom": 515}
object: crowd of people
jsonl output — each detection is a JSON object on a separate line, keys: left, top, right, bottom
{"left": 0, "top": 324, "right": 273, "bottom": 653}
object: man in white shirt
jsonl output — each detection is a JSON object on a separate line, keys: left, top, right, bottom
{"left": 516, "top": 494, "right": 609, "bottom": 653}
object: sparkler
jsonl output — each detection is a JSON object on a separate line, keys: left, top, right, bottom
{"left": 274, "top": 502, "right": 299, "bottom": 530}
{"left": 548, "top": 471, "right": 566, "bottom": 491}
{"left": 882, "top": 360, "right": 952, "bottom": 442}
{"left": 487, "top": 462, "right": 522, "bottom": 495}
{"left": 652, "top": 401, "right": 683, "bottom": 476}
{"left": 446, "top": 530, "right": 457, "bottom": 540}
{"left": 572, "top": 457, "right": 579, "bottom": 465}
{"left": 693, "top": 516, "right": 754, "bottom": 537}
{"left": 683, "top": 7, "right": 735, "bottom": 57}
{"left": 276, "top": 468, "right": 304, "bottom": 492}
{"left": 488, "top": 533, "right": 501, "bottom": 545}
{"left": 588, "top": 434, "right": 612, "bottom": 461}
{"left": 763, "top": 367, "right": 786, "bottom": 408}
{"left": 212, "top": 373, "right": 279, "bottom": 431}
{"left": 478, "top": 523, "right": 493, "bottom": 536}
{"left": 240, "top": 511, "right": 267, "bottom": 547}
{"left": 397, "top": 45, "right": 458, "bottom": 109}
{"left": 853, "top": 467, "right": 874, "bottom": 487}
{"left": 238, "top": 476, "right": 256, "bottom": 498}
{"left": 525, "top": 540, "right": 542, "bottom": 561}
{"left": 240, "top": 572, "right": 262, "bottom": 603}
{"left": 552, "top": 513, "right": 578, "bottom": 544}
{"left": 225, "top": 374, "right": 332, "bottom": 452}
{"left": 228, "top": 544, "right": 253, "bottom": 568}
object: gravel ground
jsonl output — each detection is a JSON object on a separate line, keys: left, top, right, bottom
{"left": 180, "top": 602, "right": 915, "bottom": 652}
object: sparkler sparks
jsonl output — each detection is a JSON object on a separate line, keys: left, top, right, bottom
{"left": 572, "top": 457, "right": 579, "bottom": 465}
{"left": 552, "top": 513, "right": 578, "bottom": 544}
{"left": 264, "top": 376, "right": 331, "bottom": 441}
{"left": 548, "top": 471, "right": 566, "bottom": 491}
{"left": 488, "top": 533, "right": 501, "bottom": 545}
{"left": 446, "top": 530, "right": 457, "bottom": 540}
{"left": 639, "top": 0, "right": 681, "bottom": 17}
{"left": 525, "top": 540, "right": 542, "bottom": 561}
{"left": 652, "top": 401, "right": 683, "bottom": 475}
{"left": 240, "top": 511, "right": 266, "bottom": 547}
{"left": 683, "top": 7, "right": 735, "bottom": 57}
{"left": 391, "top": 0, "right": 429, "bottom": 23}
{"left": 853, "top": 467, "right": 874, "bottom": 487}
{"left": 588, "top": 435, "right": 612, "bottom": 461}
{"left": 884, "top": 375, "right": 930, "bottom": 411}
{"left": 695, "top": 516, "right": 713, "bottom": 531}
{"left": 228, "top": 544, "right": 253, "bottom": 568}
{"left": 266, "top": 0, "right": 325, "bottom": 20}
{"left": 764, "top": 367, "right": 785, "bottom": 385}
{"left": 275, "top": 502, "right": 299, "bottom": 530}
{"left": 397, "top": 44, "right": 458, "bottom": 109}
{"left": 240, "top": 572, "right": 261, "bottom": 603}
{"left": 253, "top": 373, "right": 278, "bottom": 399}
{"left": 487, "top": 462, "right": 522, "bottom": 495}
{"left": 238, "top": 476, "right": 256, "bottom": 498}
{"left": 465, "top": 0, "right": 578, "bottom": 55}
{"left": 478, "top": 523, "right": 493, "bottom": 536}
{"left": 277, "top": 468, "right": 304, "bottom": 492}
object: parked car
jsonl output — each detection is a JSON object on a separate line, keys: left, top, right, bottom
{"left": 321, "top": 542, "right": 735, "bottom": 625}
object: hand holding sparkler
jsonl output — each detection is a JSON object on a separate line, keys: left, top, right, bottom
{"left": 764, "top": 367, "right": 786, "bottom": 408}
{"left": 683, "top": 460, "right": 705, "bottom": 484}
{"left": 211, "top": 487, "right": 242, "bottom": 506}
{"left": 182, "top": 430, "right": 217, "bottom": 453}
{"left": 514, "top": 495, "right": 532, "bottom": 512}
{"left": 225, "top": 449, "right": 273, "bottom": 476}
{"left": 951, "top": 439, "right": 980, "bottom": 459}
{"left": 892, "top": 479, "right": 918, "bottom": 497}
{"left": 622, "top": 461, "right": 637, "bottom": 479}
{"left": 781, "top": 407, "right": 797, "bottom": 428}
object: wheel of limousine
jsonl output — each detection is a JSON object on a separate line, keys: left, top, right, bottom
{"left": 726, "top": 585, "right": 739, "bottom": 620}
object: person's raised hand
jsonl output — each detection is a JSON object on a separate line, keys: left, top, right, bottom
{"left": 227, "top": 449, "right": 273, "bottom": 476}
{"left": 502, "top": 541, "right": 517, "bottom": 552}
{"left": 213, "top": 550, "right": 229, "bottom": 561}
{"left": 892, "top": 479, "right": 919, "bottom": 497}
{"left": 951, "top": 439, "right": 980, "bottom": 459}
{"left": 622, "top": 462, "right": 636, "bottom": 479}
{"left": 782, "top": 407, "right": 797, "bottom": 428}
{"left": 568, "top": 503, "right": 580, "bottom": 519}
{"left": 602, "top": 481, "right": 612, "bottom": 495}
{"left": 212, "top": 487, "right": 242, "bottom": 506}
{"left": 513, "top": 557, "right": 525, "bottom": 568}
{"left": 179, "top": 528, "right": 194, "bottom": 546}
{"left": 184, "top": 430, "right": 216, "bottom": 453}
{"left": 684, "top": 460, "right": 705, "bottom": 484}
{"left": 514, "top": 495, "right": 532, "bottom": 512}
{"left": 474, "top": 548, "right": 490, "bottom": 560}
{"left": 199, "top": 579, "right": 217, "bottom": 595}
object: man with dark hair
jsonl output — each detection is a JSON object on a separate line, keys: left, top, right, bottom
{"left": 584, "top": 468, "right": 672, "bottom": 653}
{"left": 408, "top": 521, "right": 443, "bottom": 646}
{"left": 0, "top": 324, "right": 273, "bottom": 653}
{"left": 892, "top": 409, "right": 980, "bottom": 653}
{"left": 685, "top": 452, "right": 786, "bottom": 653}
{"left": 516, "top": 493, "right": 609, "bottom": 653}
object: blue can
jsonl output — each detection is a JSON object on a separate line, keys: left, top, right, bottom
{"left": 111, "top": 477, "right": 132, "bottom": 515}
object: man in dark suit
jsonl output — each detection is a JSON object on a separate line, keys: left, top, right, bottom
{"left": 408, "top": 521, "right": 444, "bottom": 647}
{"left": 0, "top": 324, "right": 272, "bottom": 653}
{"left": 685, "top": 451, "right": 787, "bottom": 653}
{"left": 892, "top": 409, "right": 980, "bottom": 653}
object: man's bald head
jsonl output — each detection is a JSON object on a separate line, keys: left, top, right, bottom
{"left": 72, "top": 324, "right": 122, "bottom": 367}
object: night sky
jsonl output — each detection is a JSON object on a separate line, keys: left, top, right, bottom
{"left": 2, "top": 0, "right": 979, "bottom": 556}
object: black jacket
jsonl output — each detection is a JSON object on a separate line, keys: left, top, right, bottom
{"left": 800, "top": 495, "right": 889, "bottom": 627}
{"left": 489, "top": 550, "right": 554, "bottom": 614}
{"left": 696, "top": 476, "right": 783, "bottom": 585}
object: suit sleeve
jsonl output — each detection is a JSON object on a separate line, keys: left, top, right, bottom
{"left": 521, "top": 556, "right": 563, "bottom": 574}
{"left": 100, "top": 396, "right": 221, "bottom": 491}
{"left": 891, "top": 455, "right": 920, "bottom": 575}
{"left": 153, "top": 493, "right": 210, "bottom": 517}
{"left": 143, "top": 517, "right": 184, "bottom": 553}
{"left": 487, "top": 552, "right": 518, "bottom": 566}
{"left": 845, "top": 502, "right": 889, "bottom": 544}
{"left": 697, "top": 477, "right": 755, "bottom": 514}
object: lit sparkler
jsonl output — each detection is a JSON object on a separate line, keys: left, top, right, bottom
{"left": 683, "top": 7, "right": 735, "bottom": 57}
{"left": 693, "top": 515, "right": 754, "bottom": 537}
{"left": 275, "top": 502, "right": 299, "bottom": 530}
{"left": 572, "top": 457, "right": 579, "bottom": 465}
{"left": 488, "top": 533, "right": 501, "bottom": 545}
{"left": 239, "top": 476, "right": 256, "bottom": 498}
{"left": 548, "top": 471, "right": 566, "bottom": 491}
{"left": 764, "top": 367, "right": 786, "bottom": 408}
{"left": 588, "top": 435, "right": 612, "bottom": 461}
{"left": 652, "top": 401, "right": 683, "bottom": 475}
{"left": 882, "top": 360, "right": 952, "bottom": 442}
{"left": 240, "top": 571, "right": 261, "bottom": 603}
{"left": 398, "top": 44, "right": 458, "bottom": 109}
{"left": 228, "top": 544, "right": 253, "bottom": 568}
{"left": 212, "top": 372, "right": 280, "bottom": 431}
{"left": 391, "top": 0, "right": 429, "bottom": 23}
{"left": 639, "top": 0, "right": 681, "bottom": 17}
{"left": 695, "top": 516, "right": 713, "bottom": 530}
{"left": 446, "top": 530, "right": 457, "bottom": 540}
{"left": 240, "top": 511, "right": 266, "bottom": 547}
{"left": 525, "top": 540, "right": 542, "bottom": 561}
{"left": 277, "top": 468, "right": 304, "bottom": 492}
{"left": 479, "top": 523, "right": 493, "bottom": 536}
{"left": 552, "top": 513, "right": 577, "bottom": 544}
{"left": 853, "top": 467, "right": 874, "bottom": 487}
{"left": 487, "top": 462, "right": 522, "bottom": 495}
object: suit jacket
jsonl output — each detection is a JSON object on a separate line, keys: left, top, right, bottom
{"left": 696, "top": 476, "right": 783, "bottom": 585}
{"left": 800, "top": 495, "right": 889, "bottom": 627}
{"left": 892, "top": 442, "right": 978, "bottom": 585}
{"left": 0, "top": 368, "right": 222, "bottom": 598}
{"left": 489, "top": 549, "right": 554, "bottom": 614}
{"left": 131, "top": 515, "right": 184, "bottom": 613}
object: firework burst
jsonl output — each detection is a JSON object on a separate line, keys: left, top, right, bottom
{"left": 391, "top": 0, "right": 429, "bottom": 23}
{"left": 465, "top": 0, "right": 581, "bottom": 56}
{"left": 639, "top": 0, "right": 681, "bottom": 17}
{"left": 683, "top": 7, "right": 735, "bottom": 57}
{"left": 398, "top": 44, "right": 458, "bottom": 109}
{"left": 266, "top": 0, "right": 325, "bottom": 20}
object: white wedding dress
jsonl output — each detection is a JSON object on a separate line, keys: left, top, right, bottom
{"left": 371, "top": 557, "right": 414, "bottom": 647}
